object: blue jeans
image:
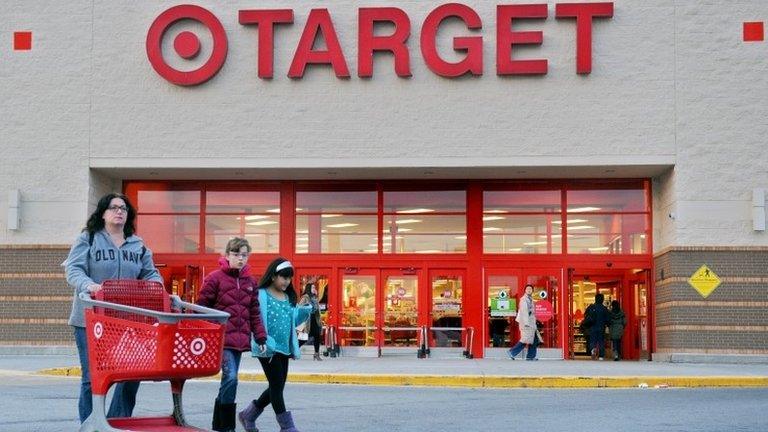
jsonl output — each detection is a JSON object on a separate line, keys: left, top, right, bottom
{"left": 508, "top": 340, "right": 537, "bottom": 359}
{"left": 74, "top": 326, "right": 92, "bottom": 423}
{"left": 590, "top": 332, "right": 606, "bottom": 358}
{"left": 218, "top": 349, "right": 242, "bottom": 404}
{"left": 73, "top": 326, "right": 140, "bottom": 422}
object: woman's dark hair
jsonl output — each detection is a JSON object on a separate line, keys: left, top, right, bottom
{"left": 611, "top": 300, "right": 621, "bottom": 313}
{"left": 302, "top": 281, "right": 314, "bottom": 297}
{"left": 258, "top": 257, "right": 297, "bottom": 305}
{"left": 84, "top": 192, "right": 137, "bottom": 237}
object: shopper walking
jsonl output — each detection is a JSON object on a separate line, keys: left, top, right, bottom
{"left": 197, "top": 237, "right": 267, "bottom": 432}
{"left": 507, "top": 284, "right": 538, "bottom": 360}
{"left": 299, "top": 278, "right": 324, "bottom": 361}
{"left": 585, "top": 293, "right": 611, "bottom": 360}
{"left": 238, "top": 258, "right": 313, "bottom": 432}
{"left": 609, "top": 300, "right": 627, "bottom": 361}
{"left": 64, "top": 192, "right": 162, "bottom": 423}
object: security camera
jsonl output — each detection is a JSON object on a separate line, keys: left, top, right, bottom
{"left": 606, "top": 262, "right": 613, "bottom": 268}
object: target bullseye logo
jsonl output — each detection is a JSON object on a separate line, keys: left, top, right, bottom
{"left": 146, "top": 5, "right": 228, "bottom": 86}
{"left": 93, "top": 322, "right": 103, "bottom": 339}
{"left": 190, "top": 338, "right": 206, "bottom": 355}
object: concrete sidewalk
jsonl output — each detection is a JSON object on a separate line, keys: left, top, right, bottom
{"left": 5, "top": 352, "right": 768, "bottom": 389}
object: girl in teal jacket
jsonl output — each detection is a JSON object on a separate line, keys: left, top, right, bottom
{"left": 239, "top": 258, "right": 312, "bottom": 432}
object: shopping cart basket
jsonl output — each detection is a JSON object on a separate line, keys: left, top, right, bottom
{"left": 79, "top": 280, "right": 229, "bottom": 432}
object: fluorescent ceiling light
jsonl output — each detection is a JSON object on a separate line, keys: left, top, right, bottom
{"left": 552, "top": 219, "right": 588, "bottom": 224}
{"left": 326, "top": 223, "right": 359, "bottom": 228}
{"left": 394, "top": 219, "right": 422, "bottom": 225}
{"left": 414, "top": 249, "right": 442, "bottom": 253}
{"left": 567, "top": 225, "right": 596, "bottom": 230}
{"left": 321, "top": 214, "right": 342, "bottom": 218}
{"left": 454, "top": 236, "right": 467, "bottom": 240}
{"left": 397, "top": 208, "right": 434, "bottom": 214}
{"left": 367, "top": 243, "right": 379, "bottom": 247}
{"left": 384, "top": 228, "right": 413, "bottom": 232}
{"left": 244, "top": 215, "right": 270, "bottom": 221}
{"left": 267, "top": 208, "right": 281, "bottom": 213}
{"left": 523, "top": 241, "right": 548, "bottom": 246}
{"left": 507, "top": 248, "right": 523, "bottom": 252}
{"left": 483, "top": 216, "right": 505, "bottom": 221}
{"left": 296, "top": 229, "right": 308, "bottom": 234}
{"left": 245, "top": 234, "right": 264, "bottom": 237}
{"left": 588, "top": 247, "right": 609, "bottom": 251}
{"left": 247, "top": 221, "right": 278, "bottom": 226}
{"left": 568, "top": 207, "right": 601, "bottom": 213}
{"left": 483, "top": 227, "right": 502, "bottom": 232}
{"left": 484, "top": 209, "right": 507, "bottom": 214}
{"left": 363, "top": 249, "right": 379, "bottom": 253}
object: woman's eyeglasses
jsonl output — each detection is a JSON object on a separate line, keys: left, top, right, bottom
{"left": 107, "top": 205, "right": 128, "bottom": 213}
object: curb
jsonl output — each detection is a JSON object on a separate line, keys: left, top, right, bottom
{"left": 36, "top": 367, "right": 768, "bottom": 389}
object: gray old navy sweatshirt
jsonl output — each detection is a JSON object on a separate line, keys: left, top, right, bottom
{"left": 63, "top": 230, "right": 162, "bottom": 327}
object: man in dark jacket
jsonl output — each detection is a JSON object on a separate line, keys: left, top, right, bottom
{"left": 585, "top": 293, "right": 610, "bottom": 360}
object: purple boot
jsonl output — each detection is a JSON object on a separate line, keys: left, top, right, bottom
{"left": 276, "top": 411, "right": 300, "bottom": 432}
{"left": 237, "top": 401, "right": 263, "bottom": 432}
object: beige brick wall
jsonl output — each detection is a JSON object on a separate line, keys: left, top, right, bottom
{"left": 654, "top": 247, "right": 768, "bottom": 355}
{"left": 0, "top": 246, "right": 72, "bottom": 344}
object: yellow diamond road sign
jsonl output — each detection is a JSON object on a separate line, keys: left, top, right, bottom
{"left": 688, "top": 265, "right": 722, "bottom": 298}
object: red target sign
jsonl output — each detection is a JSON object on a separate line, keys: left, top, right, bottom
{"left": 146, "top": 5, "right": 228, "bottom": 86}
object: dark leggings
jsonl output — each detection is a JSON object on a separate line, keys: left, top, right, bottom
{"left": 256, "top": 353, "right": 290, "bottom": 414}
{"left": 310, "top": 318, "right": 321, "bottom": 354}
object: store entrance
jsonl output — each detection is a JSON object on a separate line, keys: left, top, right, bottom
{"left": 568, "top": 269, "right": 648, "bottom": 360}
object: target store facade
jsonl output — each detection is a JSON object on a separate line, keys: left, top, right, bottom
{"left": 1, "top": 0, "right": 767, "bottom": 361}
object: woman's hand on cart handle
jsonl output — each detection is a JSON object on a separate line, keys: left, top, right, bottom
{"left": 87, "top": 283, "right": 102, "bottom": 295}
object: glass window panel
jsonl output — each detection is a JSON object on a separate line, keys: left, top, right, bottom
{"left": 487, "top": 275, "right": 517, "bottom": 347}
{"left": 296, "top": 191, "right": 377, "bottom": 213}
{"left": 383, "top": 215, "right": 466, "bottom": 253}
{"left": 340, "top": 275, "right": 377, "bottom": 346}
{"left": 431, "top": 274, "right": 463, "bottom": 347}
{"left": 205, "top": 191, "right": 280, "bottom": 213}
{"left": 205, "top": 215, "right": 279, "bottom": 253}
{"left": 484, "top": 234, "right": 562, "bottom": 254}
{"left": 483, "top": 214, "right": 562, "bottom": 234}
{"left": 484, "top": 191, "right": 561, "bottom": 213}
{"left": 566, "top": 214, "right": 648, "bottom": 254}
{"left": 296, "top": 215, "right": 378, "bottom": 253}
{"left": 384, "top": 190, "right": 465, "bottom": 213}
{"left": 137, "top": 215, "right": 199, "bottom": 253}
{"left": 567, "top": 189, "right": 647, "bottom": 212}
{"left": 384, "top": 275, "right": 419, "bottom": 347}
{"left": 137, "top": 190, "right": 200, "bottom": 213}
{"left": 526, "top": 275, "right": 560, "bottom": 348}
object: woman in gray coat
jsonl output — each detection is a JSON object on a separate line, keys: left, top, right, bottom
{"left": 507, "top": 284, "right": 538, "bottom": 360}
{"left": 609, "top": 300, "right": 627, "bottom": 361}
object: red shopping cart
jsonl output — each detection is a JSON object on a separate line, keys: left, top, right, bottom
{"left": 79, "top": 280, "right": 229, "bottom": 432}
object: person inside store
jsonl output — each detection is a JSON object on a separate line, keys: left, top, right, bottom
{"left": 489, "top": 311, "right": 509, "bottom": 347}
{"left": 609, "top": 300, "right": 627, "bottom": 361}
{"left": 197, "top": 237, "right": 267, "bottom": 432}
{"left": 239, "top": 258, "right": 314, "bottom": 432}
{"left": 298, "top": 277, "right": 324, "bottom": 361}
{"left": 63, "top": 192, "right": 162, "bottom": 424}
{"left": 507, "top": 284, "right": 538, "bottom": 360}
{"left": 585, "top": 293, "right": 611, "bottom": 360}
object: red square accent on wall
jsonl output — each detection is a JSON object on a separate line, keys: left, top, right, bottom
{"left": 743, "top": 22, "right": 764, "bottom": 42}
{"left": 13, "top": 31, "right": 32, "bottom": 50}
